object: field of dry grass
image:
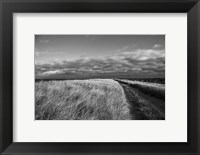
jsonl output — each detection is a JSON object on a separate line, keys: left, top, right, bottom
{"left": 115, "top": 79, "right": 165, "bottom": 120}
{"left": 35, "top": 79, "right": 131, "bottom": 120}
{"left": 115, "top": 79, "right": 165, "bottom": 100}
{"left": 35, "top": 79, "right": 165, "bottom": 120}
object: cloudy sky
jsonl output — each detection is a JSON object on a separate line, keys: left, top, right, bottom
{"left": 35, "top": 35, "right": 165, "bottom": 79}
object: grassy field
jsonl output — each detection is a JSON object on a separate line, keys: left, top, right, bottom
{"left": 35, "top": 79, "right": 165, "bottom": 120}
{"left": 115, "top": 79, "right": 165, "bottom": 100}
{"left": 116, "top": 79, "right": 165, "bottom": 120}
{"left": 35, "top": 79, "right": 131, "bottom": 120}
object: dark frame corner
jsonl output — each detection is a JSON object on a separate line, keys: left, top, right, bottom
{"left": 0, "top": 0, "right": 200, "bottom": 154}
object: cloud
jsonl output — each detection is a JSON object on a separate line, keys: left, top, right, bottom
{"left": 115, "top": 49, "right": 165, "bottom": 61}
{"left": 35, "top": 52, "right": 40, "bottom": 57}
{"left": 35, "top": 48, "right": 165, "bottom": 78}
{"left": 35, "top": 51, "right": 66, "bottom": 58}
{"left": 153, "top": 44, "right": 162, "bottom": 49}
{"left": 39, "top": 39, "right": 49, "bottom": 43}
{"left": 42, "top": 70, "right": 64, "bottom": 75}
{"left": 115, "top": 45, "right": 130, "bottom": 52}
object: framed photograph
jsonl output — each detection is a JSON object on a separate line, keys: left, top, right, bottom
{"left": 0, "top": 0, "right": 199, "bottom": 154}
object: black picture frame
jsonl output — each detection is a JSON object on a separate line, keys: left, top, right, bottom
{"left": 0, "top": 0, "right": 199, "bottom": 154}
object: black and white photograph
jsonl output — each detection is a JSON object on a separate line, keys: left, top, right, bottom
{"left": 35, "top": 35, "right": 165, "bottom": 120}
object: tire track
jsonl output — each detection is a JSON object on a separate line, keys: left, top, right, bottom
{"left": 115, "top": 80, "right": 165, "bottom": 120}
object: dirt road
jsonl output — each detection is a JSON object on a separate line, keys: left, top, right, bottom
{"left": 115, "top": 80, "right": 165, "bottom": 120}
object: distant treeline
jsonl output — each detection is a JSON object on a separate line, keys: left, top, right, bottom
{"left": 35, "top": 78, "right": 165, "bottom": 84}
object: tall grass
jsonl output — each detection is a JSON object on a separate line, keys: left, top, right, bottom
{"left": 35, "top": 79, "right": 131, "bottom": 120}
{"left": 115, "top": 79, "right": 165, "bottom": 100}
{"left": 115, "top": 79, "right": 165, "bottom": 120}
